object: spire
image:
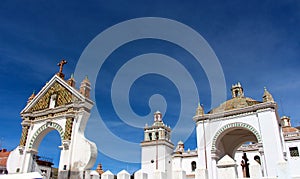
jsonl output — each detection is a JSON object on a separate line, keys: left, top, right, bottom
{"left": 231, "top": 82, "right": 244, "bottom": 98}
{"left": 196, "top": 102, "right": 204, "bottom": 116}
{"left": 263, "top": 87, "right": 274, "bottom": 102}
{"left": 56, "top": 59, "right": 67, "bottom": 79}
{"left": 67, "top": 73, "right": 76, "bottom": 87}
{"left": 80, "top": 76, "right": 91, "bottom": 98}
{"left": 27, "top": 91, "right": 35, "bottom": 104}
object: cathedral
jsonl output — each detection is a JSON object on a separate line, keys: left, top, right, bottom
{"left": 3, "top": 61, "right": 300, "bottom": 179}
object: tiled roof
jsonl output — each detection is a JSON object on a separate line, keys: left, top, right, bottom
{"left": 0, "top": 150, "right": 10, "bottom": 167}
{"left": 209, "top": 97, "right": 261, "bottom": 114}
{"left": 283, "top": 126, "right": 299, "bottom": 133}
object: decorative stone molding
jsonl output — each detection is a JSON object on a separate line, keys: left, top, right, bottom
{"left": 28, "top": 122, "right": 64, "bottom": 149}
{"left": 62, "top": 140, "right": 71, "bottom": 150}
{"left": 194, "top": 102, "right": 277, "bottom": 123}
{"left": 211, "top": 122, "right": 262, "bottom": 151}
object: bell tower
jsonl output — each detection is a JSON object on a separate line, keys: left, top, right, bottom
{"left": 141, "top": 111, "right": 174, "bottom": 178}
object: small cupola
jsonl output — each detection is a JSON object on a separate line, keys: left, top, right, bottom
{"left": 281, "top": 116, "right": 291, "bottom": 127}
{"left": 175, "top": 140, "right": 185, "bottom": 154}
{"left": 231, "top": 82, "right": 244, "bottom": 98}
{"left": 154, "top": 111, "right": 163, "bottom": 122}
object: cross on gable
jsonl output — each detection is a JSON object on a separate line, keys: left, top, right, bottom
{"left": 56, "top": 59, "right": 67, "bottom": 79}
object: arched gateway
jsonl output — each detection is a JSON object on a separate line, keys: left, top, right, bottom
{"left": 7, "top": 61, "right": 97, "bottom": 178}
{"left": 193, "top": 83, "right": 286, "bottom": 179}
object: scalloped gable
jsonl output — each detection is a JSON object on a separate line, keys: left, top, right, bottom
{"left": 21, "top": 75, "right": 86, "bottom": 114}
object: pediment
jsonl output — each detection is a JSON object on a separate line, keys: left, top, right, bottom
{"left": 22, "top": 75, "right": 86, "bottom": 114}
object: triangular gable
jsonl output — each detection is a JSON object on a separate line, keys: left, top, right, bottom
{"left": 22, "top": 75, "right": 86, "bottom": 114}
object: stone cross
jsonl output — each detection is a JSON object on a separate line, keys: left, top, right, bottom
{"left": 241, "top": 153, "right": 250, "bottom": 177}
{"left": 57, "top": 60, "right": 67, "bottom": 73}
{"left": 56, "top": 60, "right": 67, "bottom": 79}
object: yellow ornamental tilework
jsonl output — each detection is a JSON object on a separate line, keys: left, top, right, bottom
{"left": 209, "top": 97, "right": 261, "bottom": 114}
{"left": 64, "top": 117, "right": 74, "bottom": 140}
{"left": 19, "top": 126, "right": 29, "bottom": 146}
{"left": 30, "top": 82, "right": 79, "bottom": 112}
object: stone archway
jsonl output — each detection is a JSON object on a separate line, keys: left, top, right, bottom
{"left": 211, "top": 122, "right": 263, "bottom": 178}
{"left": 7, "top": 74, "right": 97, "bottom": 179}
{"left": 29, "top": 122, "right": 64, "bottom": 150}
{"left": 212, "top": 122, "right": 262, "bottom": 154}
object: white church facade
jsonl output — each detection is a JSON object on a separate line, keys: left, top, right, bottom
{"left": 3, "top": 61, "right": 300, "bottom": 179}
{"left": 140, "top": 82, "right": 300, "bottom": 179}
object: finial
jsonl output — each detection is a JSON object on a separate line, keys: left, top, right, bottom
{"left": 80, "top": 75, "right": 91, "bottom": 98}
{"left": 27, "top": 90, "right": 36, "bottom": 104}
{"left": 82, "top": 75, "right": 90, "bottom": 84}
{"left": 56, "top": 59, "right": 67, "bottom": 79}
{"left": 196, "top": 102, "right": 204, "bottom": 116}
{"left": 263, "top": 87, "right": 274, "bottom": 102}
{"left": 67, "top": 73, "right": 76, "bottom": 87}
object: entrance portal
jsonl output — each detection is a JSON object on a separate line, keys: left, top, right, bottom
{"left": 7, "top": 66, "right": 97, "bottom": 179}
{"left": 194, "top": 83, "right": 285, "bottom": 179}
{"left": 212, "top": 124, "right": 262, "bottom": 178}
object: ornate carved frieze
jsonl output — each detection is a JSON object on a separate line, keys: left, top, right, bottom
{"left": 28, "top": 122, "right": 64, "bottom": 149}
{"left": 29, "top": 82, "right": 80, "bottom": 112}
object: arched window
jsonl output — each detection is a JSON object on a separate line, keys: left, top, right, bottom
{"left": 191, "top": 161, "right": 196, "bottom": 171}
{"left": 149, "top": 133, "right": 152, "bottom": 141}
{"left": 155, "top": 132, "right": 159, "bottom": 140}
{"left": 254, "top": 155, "right": 261, "bottom": 165}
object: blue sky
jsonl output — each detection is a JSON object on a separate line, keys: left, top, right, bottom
{"left": 1, "top": 0, "right": 300, "bottom": 174}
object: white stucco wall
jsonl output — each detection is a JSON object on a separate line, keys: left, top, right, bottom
{"left": 285, "top": 140, "right": 300, "bottom": 177}
{"left": 235, "top": 150, "right": 261, "bottom": 178}
{"left": 196, "top": 105, "right": 285, "bottom": 179}
{"left": 141, "top": 144, "right": 173, "bottom": 179}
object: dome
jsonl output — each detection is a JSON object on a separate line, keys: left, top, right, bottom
{"left": 178, "top": 140, "right": 184, "bottom": 145}
{"left": 208, "top": 82, "right": 262, "bottom": 114}
{"left": 208, "top": 97, "right": 261, "bottom": 114}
